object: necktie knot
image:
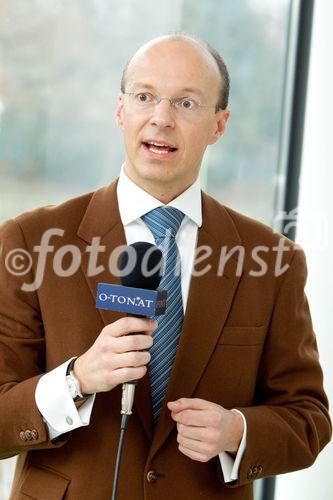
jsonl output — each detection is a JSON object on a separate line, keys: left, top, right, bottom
{"left": 141, "top": 207, "right": 185, "bottom": 240}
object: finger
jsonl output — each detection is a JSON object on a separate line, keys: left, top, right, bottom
{"left": 112, "top": 350, "right": 151, "bottom": 369}
{"left": 168, "top": 398, "right": 215, "bottom": 412}
{"left": 178, "top": 444, "right": 208, "bottom": 463}
{"left": 113, "top": 334, "right": 154, "bottom": 353}
{"left": 104, "top": 317, "right": 157, "bottom": 338}
{"left": 109, "top": 365, "right": 147, "bottom": 386}
{"left": 177, "top": 422, "right": 213, "bottom": 442}
{"left": 177, "top": 434, "right": 212, "bottom": 455}
{"left": 171, "top": 409, "right": 211, "bottom": 427}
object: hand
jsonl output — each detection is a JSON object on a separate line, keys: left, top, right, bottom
{"left": 73, "top": 317, "right": 157, "bottom": 394}
{"left": 167, "top": 398, "right": 244, "bottom": 462}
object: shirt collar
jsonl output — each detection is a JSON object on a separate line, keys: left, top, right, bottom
{"left": 117, "top": 165, "right": 202, "bottom": 227}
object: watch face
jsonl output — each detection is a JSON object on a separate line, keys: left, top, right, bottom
{"left": 67, "top": 376, "right": 77, "bottom": 398}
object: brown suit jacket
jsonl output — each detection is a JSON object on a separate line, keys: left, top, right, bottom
{"left": 0, "top": 180, "right": 331, "bottom": 500}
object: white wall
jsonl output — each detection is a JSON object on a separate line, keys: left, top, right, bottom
{"left": 275, "top": 1, "right": 333, "bottom": 499}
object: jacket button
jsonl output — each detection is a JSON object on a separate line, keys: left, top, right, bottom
{"left": 146, "top": 470, "right": 158, "bottom": 483}
{"left": 252, "top": 466, "right": 258, "bottom": 476}
{"left": 258, "top": 465, "right": 263, "bottom": 474}
{"left": 19, "top": 431, "right": 27, "bottom": 441}
{"left": 31, "top": 429, "right": 39, "bottom": 440}
{"left": 247, "top": 468, "right": 253, "bottom": 480}
{"left": 24, "top": 430, "right": 33, "bottom": 441}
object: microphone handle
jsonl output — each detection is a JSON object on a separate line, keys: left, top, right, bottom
{"left": 121, "top": 312, "right": 149, "bottom": 415}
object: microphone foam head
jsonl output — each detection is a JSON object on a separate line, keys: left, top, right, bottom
{"left": 119, "top": 242, "right": 163, "bottom": 290}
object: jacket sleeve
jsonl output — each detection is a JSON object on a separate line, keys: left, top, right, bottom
{"left": 0, "top": 219, "right": 71, "bottom": 459}
{"left": 227, "top": 246, "right": 331, "bottom": 486}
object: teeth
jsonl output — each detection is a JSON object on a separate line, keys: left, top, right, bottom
{"left": 148, "top": 141, "right": 173, "bottom": 147}
{"left": 148, "top": 146, "right": 171, "bottom": 155}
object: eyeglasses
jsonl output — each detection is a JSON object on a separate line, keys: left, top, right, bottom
{"left": 123, "top": 91, "right": 217, "bottom": 117}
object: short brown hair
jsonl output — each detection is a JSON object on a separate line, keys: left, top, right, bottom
{"left": 120, "top": 33, "right": 230, "bottom": 112}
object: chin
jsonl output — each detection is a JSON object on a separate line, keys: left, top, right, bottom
{"left": 139, "top": 161, "right": 175, "bottom": 176}
{"left": 127, "top": 157, "right": 181, "bottom": 185}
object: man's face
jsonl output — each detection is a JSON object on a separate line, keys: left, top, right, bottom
{"left": 116, "top": 40, "right": 229, "bottom": 201}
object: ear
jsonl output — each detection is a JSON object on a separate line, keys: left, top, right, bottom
{"left": 208, "top": 109, "right": 230, "bottom": 145}
{"left": 115, "top": 93, "right": 124, "bottom": 129}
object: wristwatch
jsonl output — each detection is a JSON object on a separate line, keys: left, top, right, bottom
{"left": 66, "top": 357, "right": 88, "bottom": 402}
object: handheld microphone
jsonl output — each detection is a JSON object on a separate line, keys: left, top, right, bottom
{"left": 96, "top": 242, "right": 166, "bottom": 414}
{"left": 119, "top": 242, "right": 164, "bottom": 416}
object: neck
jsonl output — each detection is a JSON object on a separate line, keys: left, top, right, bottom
{"left": 123, "top": 166, "right": 194, "bottom": 204}
{"left": 147, "top": 188, "right": 183, "bottom": 205}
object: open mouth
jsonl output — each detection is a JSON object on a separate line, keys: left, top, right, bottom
{"left": 142, "top": 141, "right": 178, "bottom": 156}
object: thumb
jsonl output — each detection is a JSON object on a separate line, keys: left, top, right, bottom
{"left": 167, "top": 400, "right": 182, "bottom": 411}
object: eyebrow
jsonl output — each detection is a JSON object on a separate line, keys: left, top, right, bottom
{"left": 129, "top": 82, "right": 205, "bottom": 98}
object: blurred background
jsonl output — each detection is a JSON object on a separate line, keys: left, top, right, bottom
{"left": 0, "top": 0, "right": 332, "bottom": 499}
{"left": 0, "top": 0, "right": 290, "bottom": 224}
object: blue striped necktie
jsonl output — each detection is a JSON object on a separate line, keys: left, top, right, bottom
{"left": 141, "top": 207, "right": 185, "bottom": 424}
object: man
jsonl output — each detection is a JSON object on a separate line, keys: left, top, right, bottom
{"left": 0, "top": 34, "right": 331, "bottom": 500}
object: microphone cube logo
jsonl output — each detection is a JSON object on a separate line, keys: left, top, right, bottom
{"left": 96, "top": 283, "right": 167, "bottom": 316}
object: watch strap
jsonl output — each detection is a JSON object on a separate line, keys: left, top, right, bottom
{"left": 66, "top": 357, "right": 88, "bottom": 401}
{"left": 66, "top": 357, "right": 78, "bottom": 376}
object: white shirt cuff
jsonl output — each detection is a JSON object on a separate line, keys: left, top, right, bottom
{"left": 218, "top": 409, "right": 247, "bottom": 482}
{"left": 35, "top": 357, "right": 96, "bottom": 440}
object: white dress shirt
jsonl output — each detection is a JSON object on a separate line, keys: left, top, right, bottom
{"left": 35, "top": 166, "right": 246, "bottom": 482}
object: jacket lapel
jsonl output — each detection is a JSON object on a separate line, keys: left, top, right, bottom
{"left": 76, "top": 179, "right": 154, "bottom": 439}
{"left": 148, "top": 191, "right": 243, "bottom": 463}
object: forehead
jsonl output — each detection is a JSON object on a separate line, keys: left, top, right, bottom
{"left": 125, "top": 40, "right": 220, "bottom": 97}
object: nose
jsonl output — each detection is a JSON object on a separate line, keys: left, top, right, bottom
{"left": 149, "top": 98, "right": 175, "bottom": 128}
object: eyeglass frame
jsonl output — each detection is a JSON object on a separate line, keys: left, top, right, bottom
{"left": 122, "top": 91, "right": 220, "bottom": 114}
